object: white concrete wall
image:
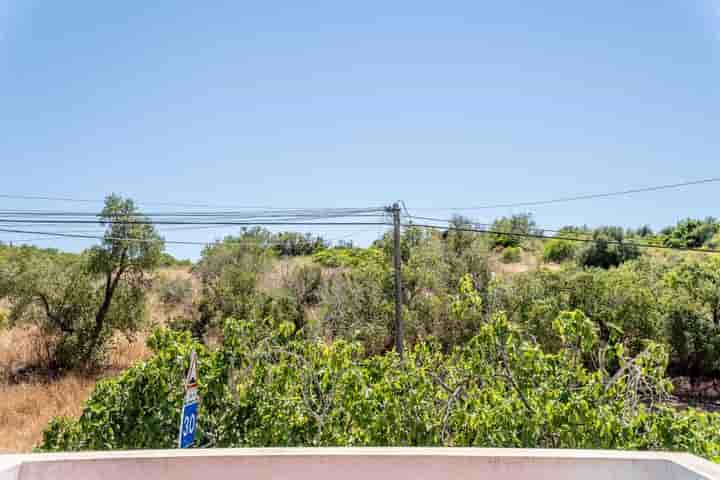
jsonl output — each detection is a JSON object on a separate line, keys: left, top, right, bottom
{"left": 1, "top": 448, "right": 719, "bottom": 480}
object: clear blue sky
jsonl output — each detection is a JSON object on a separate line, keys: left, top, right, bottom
{"left": 1, "top": 1, "right": 719, "bottom": 259}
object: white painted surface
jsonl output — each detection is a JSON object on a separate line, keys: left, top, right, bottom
{"left": 1, "top": 448, "right": 719, "bottom": 480}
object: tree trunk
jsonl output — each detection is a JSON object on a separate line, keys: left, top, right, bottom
{"left": 89, "top": 265, "right": 125, "bottom": 356}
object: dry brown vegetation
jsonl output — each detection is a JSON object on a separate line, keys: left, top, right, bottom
{"left": 148, "top": 266, "right": 198, "bottom": 325}
{"left": 0, "top": 374, "right": 96, "bottom": 453}
{"left": 0, "top": 327, "right": 151, "bottom": 452}
{"left": 0, "top": 267, "right": 197, "bottom": 453}
{"left": 0, "top": 268, "right": 176, "bottom": 453}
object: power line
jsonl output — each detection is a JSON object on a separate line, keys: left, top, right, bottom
{"left": 406, "top": 214, "right": 565, "bottom": 234}
{"left": 0, "top": 218, "right": 390, "bottom": 226}
{"left": 411, "top": 177, "right": 720, "bottom": 210}
{"left": 405, "top": 222, "right": 720, "bottom": 254}
{"left": 0, "top": 221, "right": 392, "bottom": 246}
{"left": 0, "top": 207, "right": 385, "bottom": 217}
{"left": 0, "top": 228, "right": 205, "bottom": 245}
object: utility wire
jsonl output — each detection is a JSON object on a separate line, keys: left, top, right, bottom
{"left": 0, "top": 222, "right": 392, "bottom": 246}
{"left": 0, "top": 218, "right": 391, "bottom": 226}
{"left": 0, "top": 207, "right": 386, "bottom": 217}
{"left": 0, "top": 228, "right": 205, "bottom": 245}
{"left": 411, "top": 177, "right": 720, "bottom": 210}
{"left": 406, "top": 223, "right": 720, "bottom": 254}
{"left": 0, "top": 227, "right": 390, "bottom": 247}
{"left": 407, "top": 214, "right": 565, "bottom": 234}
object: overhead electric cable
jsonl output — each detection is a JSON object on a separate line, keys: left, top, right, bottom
{"left": 411, "top": 177, "right": 720, "bottom": 210}
{"left": 0, "top": 218, "right": 391, "bottom": 226}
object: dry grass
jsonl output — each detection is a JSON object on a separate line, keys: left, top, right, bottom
{"left": 490, "top": 248, "right": 540, "bottom": 275}
{"left": 0, "top": 374, "right": 96, "bottom": 453}
{"left": 258, "top": 256, "right": 313, "bottom": 293}
{"left": 0, "top": 326, "right": 152, "bottom": 453}
{"left": 0, "top": 267, "right": 191, "bottom": 453}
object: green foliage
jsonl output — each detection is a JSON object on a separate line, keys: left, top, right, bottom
{"left": 320, "top": 262, "right": 393, "bottom": 354}
{"left": 493, "top": 263, "right": 664, "bottom": 355}
{"left": 38, "top": 306, "right": 720, "bottom": 461}
{"left": 312, "top": 247, "right": 384, "bottom": 268}
{"left": 490, "top": 213, "right": 537, "bottom": 248}
{"left": 41, "top": 329, "right": 204, "bottom": 450}
{"left": 23, "top": 213, "right": 720, "bottom": 460}
{"left": 663, "top": 218, "right": 719, "bottom": 249}
{"left": 543, "top": 239, "right": 576, "bottom": 263}
{"left": 0, "top": 195, "right": 163, "bottom": 370}
{"left": 191, "top": 229, "right": 274, "bottom": 337}
{"left": 577, "top": 227, "right": 640, "bottom": 268}
{"left": 272, "top": 232, "right": 328, "bottom": 257}
{"left": 158, "top": 253, "right": 192, "bottom": 268}
{"left": 662, "top": 256, "right": 720, "bottom": 376}
{"left": 500, "top": 246, "right": 521, "bottom": 264}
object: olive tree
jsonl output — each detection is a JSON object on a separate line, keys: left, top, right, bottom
{"left": 0, "top": 194, "right": 163, "bottom": 369}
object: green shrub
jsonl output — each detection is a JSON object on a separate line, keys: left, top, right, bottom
{"left": 320, "top": 265, "right": 393, "bottom": 354}
{"left": 500, "top": 246, "right": 521, "bottom": 264}
{"left": 312, "top": 247, "right": 384, "bottom": 268}
{"left": 38, "top": 307, "right": 720, "bottom": 462}
{"left": 272, "top": 232, "right": 328, "bottom": 256}
{"left": 663, "top": 218, "right": 719, "bottom": 249}
{"left": 490, "top": 213, "right": 537, "bottom": 248}
{"left": 577, "top": 227, "right": 640, "bottom": 269}
{"left": 543, "top": 239, "right": 576, "bottom": 263}
{"left": 158, "top": 253, "right": 193, "bottom": 268}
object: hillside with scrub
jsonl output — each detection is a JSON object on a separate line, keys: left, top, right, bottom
{"left": 4, "top": 197, "right": 720, "bottom": 459}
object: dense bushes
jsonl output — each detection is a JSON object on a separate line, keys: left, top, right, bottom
{"left": 312, "top": 247, "right": 384, "bottom": 268}
{"left": 490, "top": 213, "right": 537, "bottom": 248}
{"left": 577, "top": 227, "right": 640, "bottom": 268}
{"left": 28, "top": 209, "right": 720, "bottom": 460}
{"left": 543, "top": 239, "right": 576, "bottom": 263}
{"left": 663, "top": 218, "right": 719, "bottom": 249}
{"left": 272, "top": 232, "right": 328, "bottom": 256}
{"left": 39, "top": 301, "right": 720, "bottom": 461}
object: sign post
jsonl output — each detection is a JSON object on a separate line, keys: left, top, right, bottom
{"left": 178, "top": 350, "right": 199, "bottom": 448}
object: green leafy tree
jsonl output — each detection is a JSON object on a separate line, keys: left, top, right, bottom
{"left": 490, "top": 213, "right": 537, "bottom": 248}
{"left": 577, "top": 227, "right": 639, "bottom": 269}
{"left": 0, "top": 195, "right": 163, "bottom": 369}
{"left": 665, "top": 256, "right": 720, "bottom": 325}
{"left": 272, "top": 232, "right": 328, "bottom": 256}
{"left": 543, "top": 239, "right": 576, "bottom": 263}
{"left": 39, "top": 305, "right": 720, "bottom": 461}
{"left": 664, "top": 218, "right": 719, "bottom": 249}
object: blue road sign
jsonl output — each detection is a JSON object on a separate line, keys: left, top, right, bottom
{"left": 179, "top": 400, "right": 198, "bottom": 448}
{"left": 178, "top": 350, "right": 199, "bottom": 448}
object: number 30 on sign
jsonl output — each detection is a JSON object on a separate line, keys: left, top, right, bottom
{"left": 178, "top": 350, "right": 199, "bottom": 448}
